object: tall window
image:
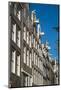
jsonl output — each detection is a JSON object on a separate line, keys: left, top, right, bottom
{"left": 27, "top": 16, "right": 29, "bottom": 27}
{"left": 39, "top": 39, "right": 41, "bottom": 44}
{"left": 23, "top": 8, "right": 26, "bottom": 18}
{"left": 34, "top": 52, "right": 35, "bottom": 65}
{"left": 27, "top": 50, "right": 29, "bottom": 66}
{"left": 34, "top": 27, "right": 36, "bottom": 35}
{"left": 37, "top": 73, "right": 39, "bottom": 85}
{"left": 11, "top": 50, "right": 16, "bottom": 73}
{"left": 14, "top": 4, "right": 17, "bottom": 16}
{"left": 24, "top": 47, "right": 26, "bottom": 63}
{"left": 12, "top": 24, "right": 16, "bottom": 43}
{"left": 24, "top": 27, "right": 26, "bottom": 41}
{"left": 32, "top": 34, "right": 34, "bottom": 44}
{"left": 38, "top": 57, "right": 39, "bottom": 68}
{"left": 38, "top": 72, "right": 40, "bottom": 85}
{"left": 28, "top": 77, "right": 32, "bottom": 86}
{"left": 40, "top": 60, "right": 43, "bottom": 71}
{"left": 33, "top": 70, "right": 35, "bottom": 84}
{"left": 38, "top": 73, "right": 40, "bottom": 85}
{"left": 29, "top": 35, "right": 31, "bottom": 48}
{"left": 17, "top": 55, "right": 20, "bottom": 76}
{"left": 32, "top": 49, "right": 33, "bottom": 61}
{"left": 39, "top": 59, "right": 40, "bottom": 69}
{"left": 36, "top": 41, "right": 37, "bottom": 49}
{"left": 25, "top": 76, "right": 32, "bottom": 86}
{"left": 34, "top": 70, "right": 36, "bottom": 84}
{"left": 43, "top": 67, "right": 46, "bottom": 77}
{"left": 25, "top": 76, "right": 28, "bottom": 86}
{"left": 36, "top": 54, "right": 37, "bottom": 66}
{"left": 17, "top": 30, "right": 20, "bottom": 48}
{"left": 35, "top": 70, "right": 37, "bottom": 84}
{"left": 17, "top": 11, "right": 21, "bottom": 21}
{"left": 34, "top": 38, "right": 35, "bottom": 48}
{"left": 30, "top": 53, "right": 32, "bottom": 68}
{"left": 38, "top": 44, "right": 39, "bottom": 50}
{"left": 27, "top": 31, "right": 29, "bottom": 44}
{"left": 37, "top": 72, "right": 39, "bottom": 85}
{"left": 36, "top": 71, "right": 38, "bottom": 85}
{"left": 28, "top": 76, "right": 30, "bottom": 86}
{"left": 30, "top": 77, "right": 32, "bottom": 86}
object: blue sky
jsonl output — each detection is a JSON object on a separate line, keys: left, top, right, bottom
{"left": 29, "top": 3, "right": 59, "bottom": 60}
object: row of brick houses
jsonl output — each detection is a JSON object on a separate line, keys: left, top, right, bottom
{"left": 8, "top": 2, "right": 59, "bottom": 87}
